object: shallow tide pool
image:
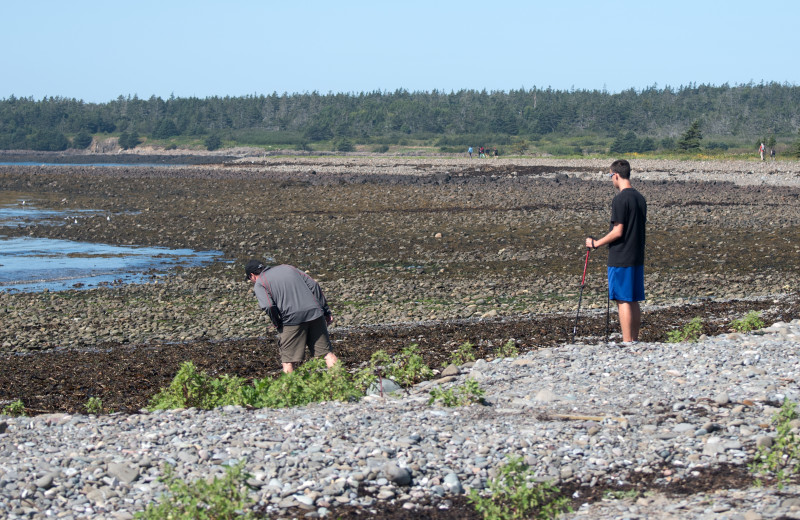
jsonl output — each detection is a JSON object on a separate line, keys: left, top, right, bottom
{"left": 0, "top": 192, "right": 223, "bottom": 292}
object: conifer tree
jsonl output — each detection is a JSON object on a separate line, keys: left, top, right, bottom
{"left": 678, "top": 120, "right": 703, "bottom": 151}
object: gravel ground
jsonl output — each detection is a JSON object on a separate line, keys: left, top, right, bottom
{"left": 2, "top": 320, "right": 800, "bottom": 519}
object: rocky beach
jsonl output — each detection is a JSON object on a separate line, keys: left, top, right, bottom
{"left": 1, "top": 155, "right": 800, "bottom": 518}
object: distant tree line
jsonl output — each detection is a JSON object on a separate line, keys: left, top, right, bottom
{"left": 1, "top": 82, "right": 799, "bottom": 152}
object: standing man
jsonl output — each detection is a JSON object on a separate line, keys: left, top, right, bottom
{"left": 585, "top": 159, "right": 647, "bottom": 344}
{"left": 468, "top": 146, "right": 473, "bottom": 158}
{"left": 245, "top": 260, "right": 338, "bottom": 373}
{"left": 759, "top": 142, "right": 766, "bottom": 161}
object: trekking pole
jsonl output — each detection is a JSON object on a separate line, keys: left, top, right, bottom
{"left": 571, "top": 247, "right": 591, "bottom": 343}
{"left": 605, "top": 296, "right": 610, "bottom": 343}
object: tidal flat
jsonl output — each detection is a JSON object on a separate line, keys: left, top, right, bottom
{"left": 2, "top": 156, "right": 800, "bottom": 519}
{"left": 0, "top": 155, "right": 799, "bottom": 411}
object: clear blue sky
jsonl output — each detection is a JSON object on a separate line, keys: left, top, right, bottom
{"left": 3, "top": 0, "right": 798, "bottom": 103}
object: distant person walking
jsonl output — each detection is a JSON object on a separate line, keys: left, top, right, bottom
{"left": 771, "top": 148, "right": 776, "bottom": 161}
{"left": 584, "top": 159, "right": 647, "bottom": 344}
{"left": 468, "top": 146, "right": 473, "bottom": 158}
{"left": 245, "top": 260, "right": 338, "bottom": 374}
{"left": 759, "top": 142, "right": 766, "bottom": 161}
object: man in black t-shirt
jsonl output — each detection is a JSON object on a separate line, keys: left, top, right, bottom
{"left": 585, "top": 159, "right": 647, "bottom": 343}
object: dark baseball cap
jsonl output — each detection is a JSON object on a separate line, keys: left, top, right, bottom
{"left": 244, "top": 259, "right": 265, "bottom": 280}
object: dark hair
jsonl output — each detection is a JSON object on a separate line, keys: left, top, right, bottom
{"left": 610, "top": 159, "right": 631, "bottom": 179}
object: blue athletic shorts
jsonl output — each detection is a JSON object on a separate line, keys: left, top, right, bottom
{"left": 608, "top": 265, "right": 645, "bottom": 302}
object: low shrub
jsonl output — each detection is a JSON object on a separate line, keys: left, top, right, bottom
{"left": 150, "top": 344, "right": 437, "bottom": 412}
{"left": 448, "top": 341, "right": 477, "bottom": 366}
{"left": 148, "top": 362, "right": 248, "bottom": 411}
{"left": 750, "top": 399, "right": 800, "bottom": 488}
{"left": 247, "top": 358, "right": 361, "bottom": 408}
{"left": 366, "top": 344, "right": 434, "bottom": 388}
{"left": 731, "top": 311, "right": 766, "bottom": 333}
{"left": 135, "top": 461, "right": 256, "bottom": 519}
{"left": 428, "top": 378, "right": 485, "bottom": 407}
{"left": 85, "top": 397, "right": 103, "bottom": 415}
{"left": 495, "top": 339, "right": 519, "bottom": 358}
{"left": 665, "top": 317, "right": 703, "bottom": 343}
{"left": 150, "top": 358, "right": 364, "bottom": 411}
{"left": 467, "top": 455, "right": 571, "bottom": 519}
{"left": 2, "top": 399, "right": 25, "bottom": 417}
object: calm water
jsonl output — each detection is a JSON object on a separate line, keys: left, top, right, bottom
{"left": 0, "top": 193, "right": 222, "bottom": 292}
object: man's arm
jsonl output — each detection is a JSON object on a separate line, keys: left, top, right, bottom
{"left": 254, "top": 281, "right": 283, "bottom": 329}
{"left": 585, "top": 222, "right": 623, "bottom": 249}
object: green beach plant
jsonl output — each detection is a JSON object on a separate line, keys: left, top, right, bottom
{"left": 448, "top": 341, "right": 477, "bottom": 366}
{"left": 750, "top": 399, "right": 800, "bottom": 488}
{"left": 2, "top": 399, "right": 26, "bottom": 417}
{"left": 665, "top": 317, "right": 704, "bottom": 343}
{"left": 428, "top": 378, "right": 485, "bottom": 407}
{"left": 85, "top": 397, "right": 103, "bottom": 415}
{"left": 495, "top": 339, "right": 519, "bottom": 358}
{"left": 376, "top": 344, "right": 433, "bottom": 387}
{"left": 467, "top": 455, "right": 571, "bottom": 520}
{"left": 730, "top": 311, "right": 766, "bottom": 333}
{"left": 135, "top": 461, "right": 256, "bottom": 519}
{"left": 150, "top": 358, "right": 365, "bottom": 411}
{"left": 250, "top": 358, "right": 361, "bottom": 408}
{"left": 148, "top": 361, "right": 247, "bottom": 411}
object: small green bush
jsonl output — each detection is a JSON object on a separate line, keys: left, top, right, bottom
{"left": 135, "top": 461, "right": 256, "bottom": 519}
{"left": 448, "top": 341, "right": 477, "bottom": 366}
{"left": 428, "top": 378, "right": 485, "bottom": 407}
{"left": 468, "top": 456, "right": 571, "bottom": 519}
{"left": 373, "top": 144, "right": 390, "bottom": 153}
{"left": 366, "top": 344, "right": 433, "bottom": 388}
{"left": 731, "top": 311, "right": 766, "bottom": 333}
{"left": 85, "top": 397, "right": 103, "bottom": 415}
{"left": 2, "top": 399, "right": 25, "bottom": 417}
{"left": 665, "top": 317, "right": 704, "bottom": 343}
{"left": 250, "top": 358, "right": 361, "bottom": 408}
{"left": 150, "top": 358, "right": 365, "bottom": 412}
{"left": 603, "top": 489, "right": 640, "bottom": 500}
{"left": 148, "top": 362, "right": 248, "bottom": 411}
{"left": 495, "top": 339, "right": 519, "bottom": 358}
{"left": 149, "top": 349, "right": 434, "bottom": 412}
{"left": 750, "top": 399, "right": 800, "bottom": 488}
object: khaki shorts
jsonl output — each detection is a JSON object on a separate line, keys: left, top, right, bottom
{"left": 277, "top": 316, "right": 332, "bottom": 364}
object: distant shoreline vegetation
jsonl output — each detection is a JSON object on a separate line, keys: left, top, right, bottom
{"left": 2, "top": 82, "right": 799, "bottom": 156}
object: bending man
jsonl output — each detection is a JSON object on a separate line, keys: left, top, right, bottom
{"left": 585, "top": 159, "right": 647, "bottom": 343}
{"left": 245, "top": 260, "right": 338, "bottom": 373}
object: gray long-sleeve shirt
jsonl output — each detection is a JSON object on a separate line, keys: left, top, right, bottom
{"left": 252, "top": 264, "right": 330, "bottom": 326}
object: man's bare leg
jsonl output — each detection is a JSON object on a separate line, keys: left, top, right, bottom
{"left": 617, "top": 301, "right": 641, "bottom": 342}
{"left": 284, "top": 353, "right": 337, "bottom": 373}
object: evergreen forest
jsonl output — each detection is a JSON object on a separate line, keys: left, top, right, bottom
{"left": 2, "top": 82, "right": 799, "bottom": 155}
